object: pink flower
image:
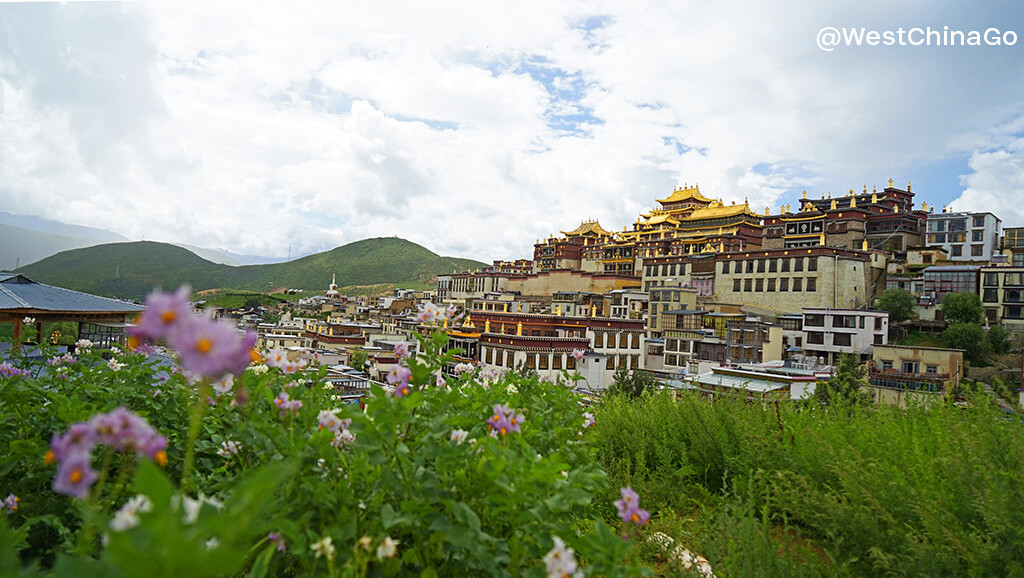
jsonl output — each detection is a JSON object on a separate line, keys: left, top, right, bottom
{"left": 614, "top": 486, "right": 650, "bottom": 525}
{"left": 168, "top": 314, "right": 256, "bottom": 379}
{"left": 53, "top": 454, "right": 98, "bottom": 498}
{"left": 129, "top": 286, "right": 193, "bottom": 342}
{"left": 572, "top": 349, "right": 586, "bottom": 363}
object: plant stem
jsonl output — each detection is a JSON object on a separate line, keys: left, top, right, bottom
{"left": 181, "top": 381, "right": 211, "bottom": 492}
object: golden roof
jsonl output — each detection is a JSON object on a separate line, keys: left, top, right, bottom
{"left": 639, "top": 213, "right": 680, "bottom": 227}
{"left": 561, "top": 219, "right": 614, "bottom": 238}
{"left": 656, "top": 185, "right": 714, "bottom": 205}
{"left": 682, "top": 201, "right": 758, "bottom": 221}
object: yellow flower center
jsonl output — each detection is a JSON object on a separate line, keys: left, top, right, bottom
{"left": 44, "top": 450, "right": 56, "bottom": 465}
{"left": 161, "top": 310, "right": 176, "bottom": 323}
{"left": 197, "top": 338, "right": 212, "bottom": 354}
{"left": 632, "top": 512, "right": 639, "bottom": 523}
{"left": 155, "top": 451, "right": 168, "bottom": 467}
{"left": 70, "top": 469, "right": 83, "bottom": 484}
{"left": 501, "top": 427, "right": 507, "bottom": 436}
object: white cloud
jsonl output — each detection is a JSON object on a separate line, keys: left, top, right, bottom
{"left": 1, "top": 1, "right": 1023, "bottom": 262}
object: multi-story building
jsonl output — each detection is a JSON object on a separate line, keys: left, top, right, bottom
{"left": 646, "top": 281, "right": 699, "bottom": 339}
{"left": 1002, "top": 227, "right": 1024, "bottom": 267}
{"left": 533, "top": 221, "right": 615, "bottom": 273}
{"left": 980, "top": 266, "right": 1024, "bottom": 329}
{"left": 921, "top": 265, "right": 980, "bottom": 305}
{"left": 925, "top": 210, "right": 1001, "bottom": 261}
{"left": 715, "top": 247, "right": 886, "bottom": 313}
{"left": 868, "top": 344, "right": 964, "bottom": 406}
{"left": 801, "top": 308, "right": 889, "bottom": 365}
{"left": 606, "top": 289, "right": 647, "bottom": 320}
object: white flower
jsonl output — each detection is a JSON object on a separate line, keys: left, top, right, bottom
{"left": 506, "top": 384, "right": 519, "bottom": 395}
{"left": 22, "top": 317, "right": 35, "bottom": 324}
{"left": 107, "top": 358, "right": 125, "bottom": 372}
{"left": 217, "top": 440, "right": 241, "bottom": 457}
{"left": 544, "top": 536, "right": 582, "bottom": 578}
{"left": 109, "top": 494, "right": 153, "bottom": 532}
{"left": 212, "top": 374, "right": 233, "bottom": 395}
{"left": 332, "top": 429, "right": 356, "bottom": 447}
{"left": 377, "top": 536, "right": 399, "bottom": 560}
{"left": 311, "top": 536, "right": 336, "bottom": 561}
{"left": 176, "top": 494, "right": 222, "bottom": 524}
{"left": 450, "top": 429, "right": 468, "bottom": 445}
{"left": 204, "top": 537, "right": 220, "bottom": 550}
{"left": 248, "top": 364, "right": 269, "bottom": 375}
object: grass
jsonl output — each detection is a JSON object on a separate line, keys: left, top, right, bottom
{"left": 588, "top": 391, "right": 1024, "bottom": 576}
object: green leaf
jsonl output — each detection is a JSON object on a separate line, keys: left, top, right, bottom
{"left": 246, "top": 544, "right": 276, "bottom": 578}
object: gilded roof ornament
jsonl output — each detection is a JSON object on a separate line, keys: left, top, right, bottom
{"left": 888, "top": 177, "right": 894, "bottom": 187}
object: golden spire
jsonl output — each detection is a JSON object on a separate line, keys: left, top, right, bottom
{"left": 850, "top": 196, "right": 856, "bottom": 208}
{"left": 765, "top": 206, "right": 770, "bottom": 216}
{"left": 516, "top": 322, "right": 522, "bottom": 336}
{"left": 862, "top": 239, "right": 868, "bottom": 251}
{"left": 830, "top": 199, "right": 837, "bottom": 210}
{"left": 922, "top": 201, "right": 928, "bottom": 211}
{"left": 907, "top": 180, "right": 912, "bottom": 191}
{"left": 863, "top": 184, "right": 867, "bottom": 193}
{"left": 888, "top": 177, "right": 894, "bottom": 188}
{"left": 485, "top": 319, "right": 491, "bottom": 333}
{"left": 802, "top": 190, "right": 807, "bottom": 199}
{"left": 872, "top": 193, "right": 878, "bottom": 204}
{"left": 848, "top": 188, "right": 854, "bottom": 196}
{"left": 873, "top": 185, "right": 877, "bottom": 193}
{"left": 503, "top": 302, "right": 508, "bottom": 313}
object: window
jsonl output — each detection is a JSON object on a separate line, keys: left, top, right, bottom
{"left": 539, "top": 355, "right": 548, "bottom": 369}
{"left": 833, "top": 333, "right": 852, "bottom": 347}
{"left": 553, "top": 355, "right": 561, "bottom": 369}
{"left": 526, "top": 354, "right": 536, "bottom": 368}
{"left": 875, "top": 317, "right": 884, "bottom": 330}
{"left": 769, "top": 259, "right": 777, "bottom": 273}
{"left": 606, "top": 356, "right": 615, "bottom": 370}
{"left": 620, "top": 333, "right": 629, "bottom": 348}
{"left": 972, "top": 245, "right": 984, "bottom": 257}
{"left": 808, "top": 256, "right": 818, "bottom": 271}
{"left": 973, "top": 231, "right": 984, "bottom": 242}
{"left": 923, "top": 254, "right": 932, "bottom": 264}
{"left": 767, "top": 278, "right": 776, "bottom": 292}
{"left": 744, "top": 279, "right": 753, "bottom": 292}
{"left": 794, "top": 258, "right": 804, "bottom": 272}
{"left": 873, "top": 334, "right": 884, "bottom": 345}
{"left": 566, "top": 355, "right": 575, "bottom": 370}
{"left": 983, "top": 288, "right": 999, "bottom": 302}
{"left": 781, "top": 258, "right": 790, "bottom": 272}
{"left": 1005, "top": 273, "right": 1024, "bottom": 286}
{"left": 633, "top": 334, "right": 641, "bottom": 349}
{"left": 594, "top": 333, "right": 604, "bottom": 348}
{"left": 669, "top": 264, "right": 677, "bottom": 276}
{"left": 792, "top": 278, "right": 802, "bottom": 292}
{"left": 757, "top": 260, "right": 766, "bottom": 273}
{"left": 1006, "top": 305, "right": 1024, "bottom": 320}
{"left": 780, "top": 278, "right": 789, "bottom": 291}
{"left": 882, "top": 360, "right": 893, "bottom": 370}
{"left": 834, "top": 315, "right": 857, "bottom": 328}
{"left": 806, "top": 332, "right": 825, "bottom": 344}
{"left": 984, "top": 273, "right": 999, "bottom": 286}
{"left": 807, "top": 277, "right": 817, "bottom": 292}
{"left": 973, "top": 216, "right": 985, "bottom": 227}
{"left": 952, "top": 245, "right": 962, "bottom": 257}
{"left": 722, "top": 261, "right": 730, "bottom": 274}
{"left": 925, "top": 364, "right": 938, "bottom": 375}
{"left": 746, "top": 260, "right": 755, "bottom": 273}
{"left": 755, "top": 279, "right": 764, "bottom": 291}
{"left": 1004, "top": 289, "right": 1024, "bottom": 303}
{"left": 804, "top": 314, "right": 825, "bottom": 327}
{"left": 902, "top": 361, "right": 919, "bottom": 374}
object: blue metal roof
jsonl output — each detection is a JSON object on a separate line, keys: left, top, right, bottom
{"left": 0, "top": 273, "right": 144, "bottom": 313}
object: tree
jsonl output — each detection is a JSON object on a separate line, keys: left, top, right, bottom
{"left": 875, "top": 288, "right": 916, "bottom": 323}
{"left": 941, "top": 293, "right": 984, "bottom": 325}
{"left": 815, "top": 353, "right": 871, "bottom": 407}
{"left": 607, "top": 368, "right": 658, "bottom": 399}
{"left": 942, "top": 322, "right": 985, "bottom": 361}
{"left": 349, "top": 348, "right": 369, "bottom": 372}
{"left": 986, "top": 324, "right": 1012, "bottom": 355}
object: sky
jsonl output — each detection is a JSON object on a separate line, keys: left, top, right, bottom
{"left": 1, "top": 0, "right": 1023, "bottom": 263}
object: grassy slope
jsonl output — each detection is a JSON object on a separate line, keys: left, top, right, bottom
{"left": 16, "top": 238, "right": 486, "bottom": 300}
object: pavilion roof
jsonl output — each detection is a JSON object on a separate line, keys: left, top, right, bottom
{"left": 0, "top": 273, "right": 144, "bottom": 316}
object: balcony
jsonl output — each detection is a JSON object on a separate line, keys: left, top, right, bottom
{"left": 869, "top": 368, "right": 949, "bottom": 382}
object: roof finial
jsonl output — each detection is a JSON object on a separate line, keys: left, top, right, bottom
{"left": 888, "top": 177, "right": 894, "bottom": 188}
{"left": 907, "top": 180, "right": 912, "bottom": 191}
{"left": 802, "top": 190, "right": 807, "bottom": 199}
{"left": 863, "top": 184, "right": 867, "bottom": 193}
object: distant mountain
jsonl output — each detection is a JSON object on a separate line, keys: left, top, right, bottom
{"left": 0, "top": 211, "right": 128, "bottom": 243}
{"left": 171, "top": 243, "right": 243, "bottom": 266}
{"left": 15, "top": 237, "right": 488, "bottom": 301}
{"left": 0, "top": 223, "right": 123, "bottom": 269}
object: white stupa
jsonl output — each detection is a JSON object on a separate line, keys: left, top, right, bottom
{"left": 326, "top": 274, "right": 341, "bottom": 298}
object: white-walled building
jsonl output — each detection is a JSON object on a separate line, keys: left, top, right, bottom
{"left": 801, "top": 308, "right": 889, "bottom": 365}
{"left": 925, "top": 211, "right": 1001, "bottom": 262}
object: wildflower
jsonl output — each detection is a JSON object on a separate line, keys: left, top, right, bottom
{"left": 268, "top": 531, "right": 286, "bottom": 552}
{"left": 110, "top": 494, "right": 152, "bottom": 531}
{"left": 331, "top": 428, "right": 356, "bottom": 448}
{"left": 107, "top": 358, "right": 125, "bottom": 372}
{"left": 274, "top": 392, "right": 302, "bottom": 416}
{"left": 582, "top": 412, "right": 595, "bottom": 428}
{"left": 544, "top": 536, "right": 582, "bottom": 578}
{"left": 386, "top": 365, "right": 411, "bottom": 386}
{"left": 450, "top": 429, "right": 468, "bottom": 445}
{"left": 311, "top": 536, "right": 336, "bottom": 561}
{"left": 176, "top": 494, "right": 222, "bottom": 524}
{"left": 453, "top": 363, "right": 475, "bottom": 375}
{"left": 248, "top": 363, "right": 269, "bottom": 375}
{"left": 2, "top": 494, "right": 18, "bottom": 513}
{"left": 436, "top": 373, "right": 447, "bottom": 389}
{"left": 129, "top": 286, "right": 193, "bottom": 342}
{"left": 415, "top": 303, "right": 440, "bottom": 325}
{"left": 23, "top": 316, "right": 35, "bottom": 324}
{"left": 377, "top": 536, "right": 399, "bottom": 560}
{"left": 168, "top": 313, "right": 257, "bottom": 379}
{"left": 53, "top": 454, "right": 98, "bottom": 498}
{"left": 47, "top": 353, "right": 76, "bottom": 366}
{"left": 217, "top": 440, "right": 241, "bottom": 457}
{"left": 75, "top": 339, "right": 94, "bottom": 353}
{"left": 0, "top": 362, "right": 30, "bottom": 379}
{"left": 572, "top": 349, "right": 586, "bottom": 363}
{"left": 506, "top": 384, "right": 519, "bottom": 395}
{"left": 204, "top": 537, "right": 220, "bottom": 550}
{"left": 264, "top": 348, "right": 289, "bottom": 368}
{"left": 49, "top": 423, "right": 97, "bottom": 463}
{"left": 394, "top": 342, "right": 410, "bottom": 359}
{"left": 487, "top": 404, "right": 525, "bottom": 436}
{"left": 614, "top": 486, "right": 650, "bottom": 525}
{"left": 317, "top": 410, "right": 346, "bottom": 432}
{"left": 358, "top": 535, "right": 372, "bottom": 550}
{"left": 212, "top": 374, "right": 234, "bottom": 396}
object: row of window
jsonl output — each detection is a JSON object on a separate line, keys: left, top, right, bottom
{"left": 869, "top": 378, "right": 943, "bottom": 393}
{"left": 804, "top": 314, "right": 885, "bottom": 330}
{"left": 927, "top": 215, "right": 987, "bottom": 232}
{"left": 982, "top": 272, "right": 1024, "bottom": 287}
{"left": 593, "top": 332, "right": 642, "bottom": 349}
{"left": 805, "top": 331, "right": 884, "bottom": 346}
{"left": 484, "top": 348, "right": 577, "bottom": 370}
{"left": 644, "top": 263, "right": 686, "bottom": 277}
{"left": 982, "top": 289, "right": 1024, "bottom": 304}
{"left": 924, "top": 240, "right": 986, "bottom": 257}
{"left": 722, "top": 256, "right": 819, "bottom": 275}
{"left": 732, "top": 277, "right": 818, "bottom": 293}
{"left": 879, "top": 360, "right": 941, "bottom": 374}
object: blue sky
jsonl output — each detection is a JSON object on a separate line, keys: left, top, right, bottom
{"left": 0, "top": 0, "right": 1022, "bottom": 262}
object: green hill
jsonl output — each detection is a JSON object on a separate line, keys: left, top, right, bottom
{"left": 15, "top": 238, "right": 487, "bottom": 300}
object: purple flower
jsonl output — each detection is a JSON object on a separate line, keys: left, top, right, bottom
{"left": 0, "top": 362, "right": 30, "bottom": 379}
{"left": 274, "top": 392, "right": 302, "bottom": 416}
{"left": 386, "top": 365, "right": 411, "bottom": 386}
{"left": 168, "top": 314, "right": 256, "bottom": 378}
{"left": 393, "top": 342, "right": 410, "bottom": 360}
{"left": 582, "top": 412, "right": 595, "bottom": 428}
{"left": 572, "top": 349, "right": 586, "bottom": 363}
{"left": 129, "top": 286, "right": 194, "bottom": 342}
{"left": 487, "top": 404, "right": 525, "bottom": 436}
{"left": 2, "top": 494, "right": 18, "bottom": 513}
{"left": 268, "top": 531, "right": 286, "bottom": 552}
{"left": 614, "top": 486, "right": 650, "bottom": 525}
{"left": 53, "top": 454, "right": 98, "bottom": 498}
{"left": 317, "top": 410, "right": 348, "bottom": 432}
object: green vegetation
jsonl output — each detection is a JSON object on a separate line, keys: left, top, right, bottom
{"left": 943, "top": 322, "right": 986, "bottom": 361}
{"left": 986, "top": 324, "right": 1012, "bottom": 355}
{"left": 814, "top": 353, "right": 871, "bottom": 406}
{"left": 607, "top": 368, "right": 658, "bottom": 399}
{"left": 17, "top": 238, "right": 486, "bottom": 301}
{"left": 875, "top": 288, "right": 916, "bottom": 323}
{"left": 941, "top": 292, "right": 984, "bottom": 324}
{"left": 590, "top": 390, "right": 1024, "bottom": 576}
